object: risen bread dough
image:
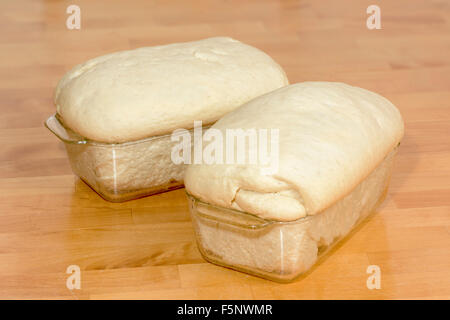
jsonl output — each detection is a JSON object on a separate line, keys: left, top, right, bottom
{"left": 55, "top": 37, "right": 288, "bottom": 143}
{"left": 185, "top": 82, "right": 404, "bottom": 221}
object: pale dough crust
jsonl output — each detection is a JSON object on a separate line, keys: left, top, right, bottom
{"left": 55, "top": 37, "right": 288, "bottom": 143}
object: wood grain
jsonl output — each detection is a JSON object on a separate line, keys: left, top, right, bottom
{"left": 0, "top": 0, "right": 449, "bottom": 300}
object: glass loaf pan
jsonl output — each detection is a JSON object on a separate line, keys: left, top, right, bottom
{"left": 187, "top": 147, "right": 398, "bottom": 282}
{"left": 45, "top": 114, "right": 198, "bottom": 202}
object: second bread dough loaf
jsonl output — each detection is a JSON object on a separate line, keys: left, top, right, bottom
{"left": 185, "top": 82, "right": 404, "bottom": 221}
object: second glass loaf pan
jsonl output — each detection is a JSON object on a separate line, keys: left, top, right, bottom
{"left": 45, "top": 114, "right": 199, "bottom": 202}
{"left": 187, "top": 147, "right": 398, "bottom": 282}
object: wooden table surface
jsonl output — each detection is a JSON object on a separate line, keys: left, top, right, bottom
{"left": 0, "top": 0, "right": 449, "bottom": 300}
